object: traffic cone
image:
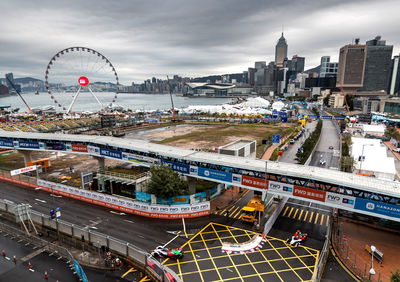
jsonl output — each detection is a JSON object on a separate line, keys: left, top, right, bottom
{"left": 28, "top": 262, "right": 32, "bottom": 269}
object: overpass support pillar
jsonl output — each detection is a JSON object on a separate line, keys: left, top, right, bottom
{"left": 93, "top": 156, "right": 106, "bottom": 170}
{"left": 18, "top": 150, "right": 32, "bottom": 166}
{"left": 186, "top": 176, "right": 197, "bottom": 195}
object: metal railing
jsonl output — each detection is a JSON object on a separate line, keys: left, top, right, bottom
{"left": 312, "top": 215, "right": 333, "bottom": 281}
{"left": 97, "top": 169, "right": 150, "bottom": 181}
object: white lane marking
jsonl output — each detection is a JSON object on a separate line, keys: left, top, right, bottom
{"left": 137, "top": 235, "right": 145, "bottom": 239}
{"left": 35, "top": 199, "right": 46, "bottom": 203}
{"left": 226, "top": 268, "right": 233, "bottom": 272}
{"left": 109, "top": 211, "right": 126, "bottom": 216}
{"left": 29, "top": 268, "right": 35, "bottom": 272}
{"left": 162, "top": 234, "right": 181, "bottom": 248}
{"left": 50, "top": 194, "right": 62, "bottom": 198}
{"left": 123, "top": 219, "right": 135, "bottom": 224}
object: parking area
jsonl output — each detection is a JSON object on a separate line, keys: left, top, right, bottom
{"left": 163, "top": 222, "right": 319, "bottom": 281}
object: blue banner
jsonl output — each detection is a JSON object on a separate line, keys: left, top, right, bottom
{"left": 163, "top": 160, "right": 190, "bottom": 174}
{"left": 136, "top": 191, "right": 151, "bottom": 203}
{"left": 46, "top": 143, "right": 66, "bottom": 151}
{"left": 198, "top": 167, "right": 232, "bottom": 182}
{"left": 100, "top": 148, "right": 122, "bottom": 159}
{"left": 321, "top": 115, "right": 333, "bottom": 120}
{"left": 18, "top": 141, "right": 39, "bottom": 149}
{"left": 272, "top": 134, "right": 280, "bottom": 145}
{"left": 334, "top": 116, "right": 345, "bottom": 120}
{"left": 0, "top": 139, "right": 13, "bottom": 147}
{"left": 354, "top": 198, "right": 400, "bottom": 219}
{"left": 308, "top": 115, "right": 319, "bottom": 119}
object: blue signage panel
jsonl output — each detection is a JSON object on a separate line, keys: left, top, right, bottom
{"left": 0, "top": 139, "right": 13, "bottom": 147}
{"left": 334, "top": 116, "right": 345, "bottom": 120}
{"left": 354, "top": 198, "right": 400, "bottom": 219}
{"left": 321, "top": 115, "right": 333, "bottom": 120}
{"left": 100, "top": 148, "right": 122, "bottom": 159}
{"left": 163, "top": 160, "right": 190, "bottom": 174}
{"left": 198, "top": 167, "right": 232, "bottom": 182}
{"left": 308, "top": 115, "right": 319, "bottom": 119}
{"left": 272, "top": 134, "right": 280, "bottom": 145}
{"left": 19, "top": 141, "right": 39, "bottom": 149}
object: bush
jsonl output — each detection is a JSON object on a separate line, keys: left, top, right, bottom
{"left": 295, "top": 120, "right": 322, "bottom": 164}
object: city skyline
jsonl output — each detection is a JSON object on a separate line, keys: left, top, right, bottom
{"left": 0, "top": 0, "right": 399, "bottom": 84}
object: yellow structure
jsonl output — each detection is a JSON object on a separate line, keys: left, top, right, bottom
{"left": 240, "top": 196, "right": 264, "bottom": 223}
{"left": 27, "top": 158, "right": 51, "bottom": 169}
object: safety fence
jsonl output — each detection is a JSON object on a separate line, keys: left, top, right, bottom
{"left": 0, "top": 221, "right": 88, "bottom": 282}
{"left": 331, "top": 220, "right": 382, "bottom": 282}
{"left": 0, "top": 199, "right": 181, "bottom": 282}
{"left": 311, "top": 215, "right": 333, "bottom": 282}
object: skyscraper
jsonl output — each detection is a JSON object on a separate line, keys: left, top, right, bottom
{"left": 275, "top": 33, "right": 288, "bottom": 68}
{"left": 290, "top": 55, "right": 305, "bottom": 73}
{"left": 389, "top": 55, "right": 400, "bottom": 95}
{"left": 319, "top": 56, "right": 338, "bottom": 78}
{"left": 336, "top": 40, "right": 367, "bottom": 93}
{"left": 5, "top": 73, "right": 14, "bottom": 90}
{"left": 361, "top": 36, "right": 393, "bottom": 92}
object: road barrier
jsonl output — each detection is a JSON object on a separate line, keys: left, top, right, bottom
{"left": 0, "top": 199, "right": 181, "bottom": 282}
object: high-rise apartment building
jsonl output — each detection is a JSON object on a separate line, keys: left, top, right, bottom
{"left": 254, "top": 62, "right": 266, "bottom": 85}
{"left": 275, "top": 33, "right": 288, "bottom": 68}
{"left": 319, "top": 56, "right": 338, "bottom": 78}
{"left": 290, "top": 55, "right": 305, "bottom": 73}
{"left": 336, "top": 40, "right": 367, "bottom": 93}
{"left": 361, "top": 36, "right": 393, "bottom": 92}
{"left": 389, "top": 55, "right": 400, "bottom": 95}
{"left": 248, "top": 68, "right": 256, "bottom": 86}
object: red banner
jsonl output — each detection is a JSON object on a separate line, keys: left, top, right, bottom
{"left": 241, "top": 175, "right": 268, "bottom": 189}
{"left": 293, "top": 186, "right": 326, "bottom": 202}
{"left": 72, "top": 144, "right": 88, "bottom": 153}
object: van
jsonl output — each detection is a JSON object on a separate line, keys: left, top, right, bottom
{"left": 393, "top": 148, "right": 400, "bottom": 153}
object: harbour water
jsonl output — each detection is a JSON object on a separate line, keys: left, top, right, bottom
{"left": 0, "top": 92, "right": 232, "bottom": 112}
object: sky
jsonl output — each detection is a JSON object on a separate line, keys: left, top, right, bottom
{"left": 0, "top": 0, "right": 399, "bottom": 85}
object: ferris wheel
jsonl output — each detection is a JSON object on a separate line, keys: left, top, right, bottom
{"left": 44, "top": 47, "right": 119, "bottom": 113}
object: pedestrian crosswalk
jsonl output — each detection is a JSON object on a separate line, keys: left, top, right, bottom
{"left": 280, "top": 206, "right": 330, "bottom": 226}
{"left": 215, "top": 205, "right": 244, "bottom": 219}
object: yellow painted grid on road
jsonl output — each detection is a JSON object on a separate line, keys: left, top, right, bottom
{"left": 162, "top": 222, "right": 319, "bottom": 282}
{"left": 281, "top": 206, "right": 330, "bottom": 226}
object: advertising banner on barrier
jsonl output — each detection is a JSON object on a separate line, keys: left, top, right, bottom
{"left": 325, "top": 192, "right": 355, "bottom": 208}
{"left": 71, "top": 144, "right": 88, "bottom": 153}
{"left": 198, "top": 167, "right": 232, "bottom": 182}
{"left": 189, "top": 165, "right": 198, "bottom": 176}
{"left": 100, "top": 148, "right": 122, "bottom": 159}
{"left": 122, "top": 152, "right": 157, "bottom": 167}
{"left": 232, "top": 174, "right": 242, "bottom": 185}
{"left": 10, "top": 165, "right": 38, "bottom": 176}
{"left": 45, "top": 143, "right": 66, "bottom": 151}
{"left": 162, "top": 160, "right": 189, "bottom": 174}
{"left": 293, "top": 186, "right": 326, "bottom": 202}
{"left": 354, "top": 198, "right": 400, "bottom": 219}
{"left": 18, "top": 141, "right": 40, "bottom": 149}
{"left": 241, "top": 175, "right": 268, "bottom": 189}
{"left": 268, "top": 181, "right": 293, "bottom": 195}
{"left": 0, "top": 139, "right": 14, "bottom": 148}
{"left": 88, "top": 145, "right": 100, "bottom": 156}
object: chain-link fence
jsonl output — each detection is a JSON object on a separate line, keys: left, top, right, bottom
{"left": 332, "top": 220, "right": 382, "bottom": 282}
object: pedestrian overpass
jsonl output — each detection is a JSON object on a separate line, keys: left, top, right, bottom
{"left": 0, "top": 132, "right": 399, "bottom": 222}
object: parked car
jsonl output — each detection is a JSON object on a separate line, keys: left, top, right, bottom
{"left": 329, "top": 146, "right": 334, "bottom": 150}
{"left": 393, "top": 148, "right": 400, "bottom": 153}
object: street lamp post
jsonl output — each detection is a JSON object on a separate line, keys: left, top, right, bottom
{"left": 369, "top": 245, "right": 376, "bottom": 279}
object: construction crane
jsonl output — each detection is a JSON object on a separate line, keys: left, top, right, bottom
{"left": 166, "top": 76, "right": 183, "bottom": 122}
{"left": 5, "top": 76, "right": 33, "bottom": 113}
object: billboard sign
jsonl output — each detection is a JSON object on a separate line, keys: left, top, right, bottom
{"left": 11, "top": 165, "right": 37, "bottom": 176}
{"left": 293, "top": 186, "right": 326, "bottom": 202}
{"left": 163, "top": 160, "right": 190, "bottom": 174}
{"left": 268, "top": 181, "right": 293, "bottom": 195}
{"left": 198, "top": 167, "right": 232, "bottom": 182}
{"left": 272, "top": 135, "right": 280, "bottom": 145}
{"left": 325, "top": 192, "right": 355, "bottom": 208}
{"left": 354, "top": 198, "right": 400, "bottom": 219}
{"left": 72, "top": 144, "right": 88, "bottom": 153}
{"left": 241, "top": 175, "right": 268, "bottom": 189}
{"left": 100, "top": 148, "right": 122, "bottom": 159}
{"left": 122, "top": 152, "right": 157, "bottom": 167}
{"left": 18, "top": 141, "right": 40, "bottom": 149}
{"left": 321, "top": 115, "right": 333, "bottom": 120}
{"left": 0, "top": 139, "right": 14, "bottom": 148}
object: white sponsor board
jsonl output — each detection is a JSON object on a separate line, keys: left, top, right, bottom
{"left": 325, "top": 192, "right": 355, "bottom": 208}
{"left": 37, "top": 179, "right": 210, "bottom": 216}
{"left": 268, "top": 180, "right": 293, "bottom": 195}
{"left": 11, "top": 165, "right": 38, "bottom": 176}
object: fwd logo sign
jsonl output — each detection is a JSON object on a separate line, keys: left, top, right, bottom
{"left": 327, "top": 194, "right": 340, "bottom": 202}
{"left": 270, "top": 183, "right": 280, "bottom": 190}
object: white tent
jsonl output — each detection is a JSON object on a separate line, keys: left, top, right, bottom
{"left": 239, "top": 97, "right": 270, "bottom": 108}
{"left": 272, "top": 101, "right": 285, "bottom": 111}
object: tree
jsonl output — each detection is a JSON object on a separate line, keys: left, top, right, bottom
{"left": 391, "top": 269, "right": 400, "bottom": 282}
{"left": 147, "top": 165, "right": 189, "bottom": 198}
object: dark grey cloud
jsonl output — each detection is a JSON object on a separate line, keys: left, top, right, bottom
{"left": 0, "top": 0, "right": 399, "bottom": 84}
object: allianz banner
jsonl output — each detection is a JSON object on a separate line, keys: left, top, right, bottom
{"left": 354, "top": 198, "right": 400, "bottom": 219}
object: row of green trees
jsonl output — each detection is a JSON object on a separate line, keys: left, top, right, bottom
{"left": 340, "top": 134, "right": 355, "bottom": 172}
{"left": 295, "top": 120, "right": 323, "bottom": 164}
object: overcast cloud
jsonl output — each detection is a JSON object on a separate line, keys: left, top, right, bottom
{"left": 0, "top": 0, "right": 399, "bottom": 84}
